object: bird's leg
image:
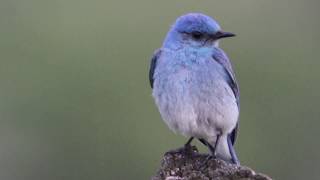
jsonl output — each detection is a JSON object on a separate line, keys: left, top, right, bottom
{"left": 198, "top": 138, "right": 208, "bottom": 147}
{"left": 182, "top": 137, "right": 195, "bottom": 154}
{"left": 199, "top": 134, "right": 221, "bottom": 170}
{"left": 166, "top": 137, "right": 195, "bottom": 155}
{"left": 184, "top": 137, "right": 194, "bottom": 147}
{"left": 208, "top": 134, "right": 221, "bottom": 157}
{"left": 198, "top": 138, "right": 212, "bottom": 170}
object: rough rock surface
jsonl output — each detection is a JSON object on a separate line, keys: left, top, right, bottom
{"left": 152, "top": 146, "right": 272, "bottom": 180}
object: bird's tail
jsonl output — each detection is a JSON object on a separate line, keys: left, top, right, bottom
{"left": 216, "top": 135, "right": 240, "bottom": 165}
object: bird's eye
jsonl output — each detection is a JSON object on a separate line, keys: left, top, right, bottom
{"left": 191, "top": 31, "right": 203, "bottom": 40}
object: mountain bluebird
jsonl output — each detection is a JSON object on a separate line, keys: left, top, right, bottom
{"left": 149, "top": 13, "right": 240, "bottom": 165}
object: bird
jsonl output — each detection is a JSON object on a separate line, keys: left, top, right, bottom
{"left": 149, "top": 13, "right": 240, "bottom": 165}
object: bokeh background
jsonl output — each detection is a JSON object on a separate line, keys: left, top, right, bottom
{"left": 1, "top": 0, "right": 320, "bottom": 179}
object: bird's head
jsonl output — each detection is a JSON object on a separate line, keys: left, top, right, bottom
{"left": 163, "top": 13, "right": 235, "bottom": 49}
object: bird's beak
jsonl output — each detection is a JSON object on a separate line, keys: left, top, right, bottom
{"left": 212, "top": 31, "right": 236, "bottom": 39}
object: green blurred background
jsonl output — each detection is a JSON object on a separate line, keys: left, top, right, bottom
{"left": 1, "top": 0, "right": 319, "bottom": 179}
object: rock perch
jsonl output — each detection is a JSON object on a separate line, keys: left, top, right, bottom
{"left": 152, "top": 146, "right": 272, "bottom": 180}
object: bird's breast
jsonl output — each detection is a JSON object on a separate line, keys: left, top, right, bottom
{"left": 155, "top": 51, "right": 224, "bottom": 88}
{"left": 152, "top": 50, "right": 238, "bottom": 137}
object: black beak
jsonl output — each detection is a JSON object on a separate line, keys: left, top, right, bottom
{"left": 213, "top": 31, "right": 236, "bottom": 39}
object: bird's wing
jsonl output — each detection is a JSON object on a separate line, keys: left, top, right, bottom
{"left": 212, "top": 47, "right": 240, "bottom": 145}
{"left": 212, "top": 48, "right": 240, "bottom": 107}
{"left": 149, "top": 49, "right": 162, "bottom": 88}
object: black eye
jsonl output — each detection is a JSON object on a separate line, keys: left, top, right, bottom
{"left": 191, "top": 31, "right": 203, "bottom": 40}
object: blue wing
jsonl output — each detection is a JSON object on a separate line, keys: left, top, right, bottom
{"left": 149, "top": 49, "right": 161, "bottom": 88}
{"left": 212, "top": 47, "right": 240, "bottom": 145}
{"left": 212, "top": 48, "right": 240, "bottom": 107}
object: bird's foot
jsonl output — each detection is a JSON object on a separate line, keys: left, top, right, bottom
{"left": 199, "top": 154, "right": 216, "bottom": 171}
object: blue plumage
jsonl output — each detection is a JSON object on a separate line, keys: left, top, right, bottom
{"left": 149, "top": 13, "right": 240, "bottom": 165}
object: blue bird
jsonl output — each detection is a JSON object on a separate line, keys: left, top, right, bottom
{"left": 149, "top": 13, "right": 240, "bottom": 165}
